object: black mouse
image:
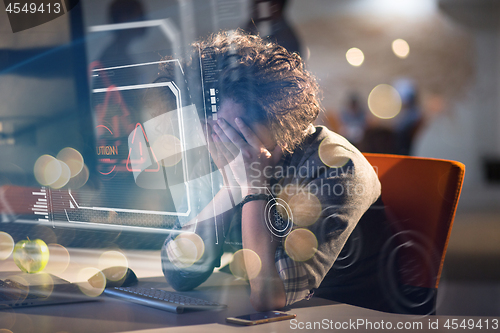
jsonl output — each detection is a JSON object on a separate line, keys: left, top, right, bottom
{"left": 88, "top": 266, "right": 138, "bottom": 288}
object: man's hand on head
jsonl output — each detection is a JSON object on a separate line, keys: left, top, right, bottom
{"left": 211, "top": 117, "right": 282, "bottom": 195}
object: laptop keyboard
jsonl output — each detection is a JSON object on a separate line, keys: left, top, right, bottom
{"left": 0, "top": 279, "right": 34, "bottom": 301}
{"left": 104, "top": 287, "right": 226, "bottom": 314}
{"left": 0, "top": 277, "right": 92, "bottom": 305}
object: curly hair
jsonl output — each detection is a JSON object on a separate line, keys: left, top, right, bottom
{"left": 158, "top": 30, "right": 322, "bottom": 154}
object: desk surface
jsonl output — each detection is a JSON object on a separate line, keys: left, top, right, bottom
{"left": 0, "top": 249, "right": 497, "bottom": 333}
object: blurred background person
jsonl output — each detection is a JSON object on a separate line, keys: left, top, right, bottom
{"left": 91, "top": 0, "right": 148, "bottom": 144}
{"left": 338, "top": 93, "right": 367, "bottom": 148}
{"left": 90, "top": 0, "right": 149, "bottom": 214}
{"left": 96, "top": 0, "right": 146, "bottom": 76}
{"left": 245, "top": 0, "right": 301, "bottom": 55}
{"left": 394, "top": 89, "right": 423, "bottom": 155}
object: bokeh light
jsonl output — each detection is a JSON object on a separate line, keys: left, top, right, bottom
{"left": 65, "top": 164, "right": 90, "bottom": 189}
{"left": 285, "top": 228, "right": 318, "bottom": 262}
{"left": 288, "top": 191, "right": 322, "bottom": 227}
{"left": 169, "top": 233, "right": 205, "bottom": 268}
{"left": 346, "top": 47, "right": 364, "bottom": 66}
{"left": 229, "top": 249, "right": 262, "bottom": 280}
{"left": 151, "top": 134, "right": 182, "bottom": 167}
{"left": 176, "top": 233, "right": 205, "bottom": 262}
{"left": 44, "top": 244, "right": 70, "bottom": 274}
{"left": 4, "top": 275, "right": 28, "bottom": 303}
{"left": 318, "top": 140, "right": 351, "bottom": 168}
{"left": 8, "top": 313, "right": 34, "bottom": 333}
{"left": 0, "top": 232, "right": 15, "bottom": 260}
{"left": 0, "top": 307, "right": 16, "bottom": 331}
{"left": 277, "top": 183, "right": 306, "bottom": 220}
{"left": 25, "top": 273, "right": 54, "bottom": 298}
{"left": 77, "top": 267, "right": 106, "bottom": 297}
{"left": 367, "top": 84, "right": 402, "bottom": 119}
{"left": 6, "top": 274, "right": 28, "bottom": 287}
{"left": 50, "top": 160, "right": 71, "bottom": 189}
{"left": 360, "top": 0, "right": 436, "bottom": 18}
{"left": 34, "top": 155, "right": 62, "bottom": 186}
{"left": 277, "top": 183, "right": 300, "bottom": 203}
{"left": 56, "top": 147, "right": 84, "bottom": 177}
{"left": 98, "top": 250, "right": 129, "bottom": 281}
{"left": 170, "top": 237, "right": 197, "bottom": 268}
{"left": 392, "top": 39, "right": 410, "bottom": 58}
{"left": 35, "top": 149, "right": 88, "bottom": 189}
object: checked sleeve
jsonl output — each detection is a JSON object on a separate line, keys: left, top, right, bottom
{"left": 275, "top": 246, "right": 313, "bottom": 305}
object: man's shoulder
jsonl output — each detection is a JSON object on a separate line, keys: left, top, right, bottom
{"left": 293, "top": 126, "right": 370, "bottom": 170}
{"left": 312, "top": 125, "right": 355, "bottom": 147}
{"left": 287, "top": 125, "right": 381, "bottom": 202}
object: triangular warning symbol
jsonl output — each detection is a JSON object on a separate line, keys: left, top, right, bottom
{"left": 126, "top": 123, "right": 160, "bottom": 173}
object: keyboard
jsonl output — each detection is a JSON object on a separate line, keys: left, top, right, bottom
{"left": 0, "top": 275, "right": 96, "bottom": 308}
{"left": 0, "top": 279, "right": 35, "bottom": 301}
{"left": 103, "top": 287, "right": 226, "bottom": 314}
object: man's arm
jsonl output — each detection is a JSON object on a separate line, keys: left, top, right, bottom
{"left": 212, "top": 116, "right": 287, "bottom": 310}
{"left": 241, "top": 200, "right": 287, "bottom": 311}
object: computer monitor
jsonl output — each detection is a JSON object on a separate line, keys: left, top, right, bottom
{"left": 0, "top": 0, "right": 249, "bottom": 249}
{"left": 0, "top": 3, "right": 97, "bottom": 188}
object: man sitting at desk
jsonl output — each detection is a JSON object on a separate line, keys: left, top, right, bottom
{"left": 160, "top": 30, "right": 393, "bottom": 312}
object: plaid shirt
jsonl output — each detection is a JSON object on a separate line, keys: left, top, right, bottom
{"left": 275, "top": 246, "right": 313, "bottom": 305}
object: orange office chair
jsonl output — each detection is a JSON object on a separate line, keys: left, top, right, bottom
{"left": 363, "top": 153, "right": 465, "bottom": 314}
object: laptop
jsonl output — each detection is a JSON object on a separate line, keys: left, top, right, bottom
{"left": 0, "top": 272, "right": 97, "bottom": 309}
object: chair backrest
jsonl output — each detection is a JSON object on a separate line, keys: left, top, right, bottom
{"left": 363, "top": 153, "right": 465, "bottom": 290}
